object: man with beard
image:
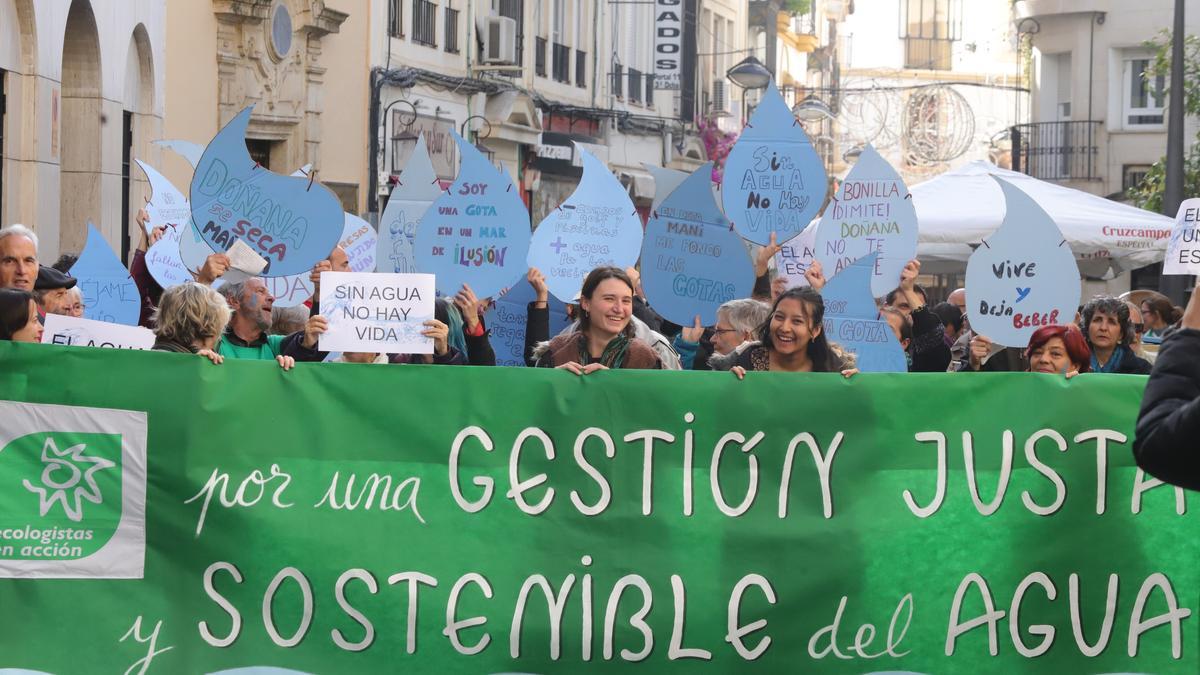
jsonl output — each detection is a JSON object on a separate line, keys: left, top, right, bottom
{"left": 216, "top": 277, "right": 327, "bottom": 369}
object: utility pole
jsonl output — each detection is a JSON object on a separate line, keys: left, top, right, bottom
{"left": 1161, "top": 0, "right": 1190, "bottom": 304}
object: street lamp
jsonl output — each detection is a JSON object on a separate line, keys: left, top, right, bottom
{"left": 726, "top": 56, "right": 772, "bottom": 90}
{"left": 792, "top": 95, "right": 834, "bottom": 122}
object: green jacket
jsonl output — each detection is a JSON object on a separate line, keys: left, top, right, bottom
{"left": 216, "top": 328, "right": 324, "bottom": 362}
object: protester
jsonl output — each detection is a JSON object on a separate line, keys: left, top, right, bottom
{"left": 151, "top": 283, "right": 230, "bottom": 365}
{"left": 0, "top": 288, "right": 42, "bottom": 342}
{"left": 0, "top": 224, "right": 39, "bottom": 292}
{"left": 129, "top": 210, "right": 165, "bottom": 326}
{"left": 671, "top": 297, "right": 773, "bottom": 370}
{"left": 711, "top": 287, "right": 856, "bottom": 379}
{"left": 532, "top": 266, "right": 662, "bottom": 371}
{"left": 1125, "top": 301, "right": 1147, "bottom": 358}
{"left": 961, "top": 333, "right": 1026, "bottom": 372}
{"left": 1134, "top": 281, "right": 1200, "bottom": 490}
{"left": 526, "top": 267, "right": 679, "bottom": 369}
{"left": 64, "top": 287, "right": 85, "bottom": 317}
{"left": 450, "top": 283, "right": 497, "bottom": 366}
{"left": 32, "top": 266, "right": 77, "bottom": 317}
{"left": 1140, "top": 293, "right": 1181, "bottom": 340}
{"left": 213, "top": 276, "right": 327, "bottom": 369}
{"left": 947, "top": 288, "right": 967, "bottom": 318}
{"left": 884, "top": 260, "right": 950, "bottom": 372}
{"left": 932, "top": 301, "right": 964, "bottom": 347}
{"left": 1025, "top": 324, "right": 1090, "bottom": 378}
{"left": 1079, "top": 296, "right": 1152, "bottom": 374}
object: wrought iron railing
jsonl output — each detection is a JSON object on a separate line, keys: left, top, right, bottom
{"left": 629, "top": 68, "right": 643, "bottom": 104}
{"left": 552, "top": 42, "right": 570, "bottom": 83}
{"left": 444, "top": 7, "right": 459, "bottom": 53}
{"left": 412, "top": 0, "right": 436, "bottom": 47}
{"left": 1011, "top": 121, "right": 1102, "bottom": 181}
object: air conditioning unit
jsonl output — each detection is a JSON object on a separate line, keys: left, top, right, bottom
{"left": 483, "top": 16, "right": 518, "bottom": 65}
{"left": 712, "top": 79, "right": 728, "bottom": 113}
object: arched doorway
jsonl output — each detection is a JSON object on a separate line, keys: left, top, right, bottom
{"left": 59, "top": 0, "right": 102, "bottom": 255}
{"left": 122, "top": 24, "right": 155, "bottom": 260}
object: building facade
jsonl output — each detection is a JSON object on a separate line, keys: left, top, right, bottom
{"left": 0, "top": 0, "right": 166, "bottom": 262}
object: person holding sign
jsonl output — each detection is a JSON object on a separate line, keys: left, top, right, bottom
{"left": 214, "top": 278, "right": 327, "bottom": 369}
{"left": 713, "top": 287, "right": 856, "bottom": 379}
{"left": 1135, "top": 280, "right": 1200, "bottom": 490}
{"left": 1079, "top": 297, "right": 1152, "bottom": 375}
{"left": 883, "top": 260, "right": 950, "bottom": 372}
{"left": 532, "top": 267, "right": 662, "bottom": 371}
{"left": 151, "top": 283, "right": 230, "bottom": 365}
{"left": 0, "top": 289, "right": 43, "bottom": 342}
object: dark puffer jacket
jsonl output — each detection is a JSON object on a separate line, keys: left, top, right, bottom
{"left": 1133, "top": 328, "right": 1200, "bottom": 490}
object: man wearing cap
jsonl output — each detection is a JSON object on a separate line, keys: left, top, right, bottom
{"left": 33, "top": 266, "right": 78, "bottom": 317}
{"left": 0, "top": 224, "right": 39, "bottom": 291}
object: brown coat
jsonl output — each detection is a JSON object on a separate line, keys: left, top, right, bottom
{"left": 535, "top": 333, "right": 662, "bottom": 369}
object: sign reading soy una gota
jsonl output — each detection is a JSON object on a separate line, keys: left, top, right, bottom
{"left": 0, "top": 343, "right": 1193, "bottom": 674}
{"left": 318, "top": 271, "right": 435, "bottom": 354}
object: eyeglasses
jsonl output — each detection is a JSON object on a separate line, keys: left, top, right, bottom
{"left": 712, "top": 328, "right": 738, "bottom": 335}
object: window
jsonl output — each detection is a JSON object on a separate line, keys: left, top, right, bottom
{"left": 1124, "top": 57, "right": 1165, "bottom": 127}
{"left": 412, "top": 0, "right": 437, "bottom": 48}
{"left": 576, "top": 49, "right": 587, "bottom": 88}
{"left": 121, "top": 111, "right": 133, "bottom": 262}
{"left": 444, "top": 5, "right": 459, "bottom": 53}
{"left": 900, "top": 0, "right": 961, "bottom": 70}
{"left": 1123, "top": 164, "right": 1153, "bottom": 192}
{"left": 388, "top": 0, "right": 403, "bottom": 38}
{"left": 535, "top": 36, "right": 547, "bottom": 77}
{"left": 498, "top": 0, "right": 524, "bottom": 66}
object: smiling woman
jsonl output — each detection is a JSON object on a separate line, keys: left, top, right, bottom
{"left": 532, "top": 267, "right": 662, "bottom": 371}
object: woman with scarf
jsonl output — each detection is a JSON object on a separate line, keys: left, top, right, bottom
{"left": 532, "top": 266, "right": 661, "bottom": 371}
{"left": 710, "top": 287, "right": 856, "bottom": 379}
{"left": 1079, "top": 296, "right": 1152, "bottom": 375}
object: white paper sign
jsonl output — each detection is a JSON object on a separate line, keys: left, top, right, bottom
{"left": 318, "top": 272, "right": 435, "bottom": 354}
{"left": 227, "top": 239, "right": 269, "bottom": 276}
{"left": 41, "top": 314, "right": 155, "bottom": 350}
{"left": 1164, "top": 198, "right": 1200, "bottom": 275}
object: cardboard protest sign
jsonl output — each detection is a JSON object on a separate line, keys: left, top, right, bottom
{"left": 965, "top": 176, "right": 1081, "bottom": 347}
{"left": 527, "top": 147, "right": 644, "bottom": 303}
{"left": 189, "top": 107, "right": 343, "bottom": 277}
{"left": 378, "top": 135, "right": 440, "bottom": 274}
{"left": 341, "top": 213, "right": 378, "bottom": 273}
{"left": 640, "top": 163, "right": 754, "bottom": 326}
{"left": 414, "top": 133, "right": 531, "bottom": 299}
{"left": 318, "top": 272, "right": 435, "bottom": 354}
{"left": 721, "top": 80, "right": 828, "bottom": 246}
{"left": 814, "top": 145, "right": 918, "bottom": 297}
{"left": 134, "top": 160, "right": 193, "bottom": 289}
{"left": 41, "top": 314, "right": 155, "bottom": 350}
{"left": 646, "top": 164, "right": 689, "bottom": 212}
{"left": 154, "top": 139, "right": 204, "bottom": 168}
{"left": 820, "top": 253, "right": 907, "bottom": 372}
{"left": 68, "top": 224, "right": 141, "bottom": 326}
{"left": 774, "top": 221, "right": 818, "bottom": 289}
{"left": 484, "top": 276, "right": 571, "bottom": 366}
{"left": 1164, "top": 198, "right": 1200, "bottom": 275}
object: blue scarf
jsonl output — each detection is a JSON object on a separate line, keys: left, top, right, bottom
{"left": 1091, "top": 345, "right": 1128, "bottom": 374}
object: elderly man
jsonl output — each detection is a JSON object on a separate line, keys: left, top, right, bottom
{"left": 33, "top": 266, "right": 77, "bottom": 316}
{"left": 214, "top": 276, "right": 328, "bottom": 367}
{"left": 0, "top": 224, "right": 39, "bottom": 291}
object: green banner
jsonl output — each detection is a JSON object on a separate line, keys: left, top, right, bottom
{"left": 0, "top": 341, "right": 1196, "bottom": 674}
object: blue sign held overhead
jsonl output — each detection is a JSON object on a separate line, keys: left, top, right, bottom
{"left": 378, "top": 135, "right": 441, "bottom": 274}
{"left": 414, "top": 132, "right": 531, "bottom": 298}
{"left": 640, "top": 163, "right": 754, "bottom": 326}
{"left": 821, "top": 252, "right": 882, "bottom": 321}
{"left": 135, "top": 159, "right": 192, "bottom": 289}
{"left": 814, "top": 145, "right": 919, "bottom": 298}
{"left": 527, "top": 147, "right": 644, "bottom": 303}
{"left": 965, "top": 176, "right": 1081, "bottom": 347}
{"left": 484, "top": 276, "right": 571, "bottom": 367}
{"left": 721, "top": 80, "right": 828, "bottom": 246}
{"left": 189, "top": 107, "right": 344, "bottom": 277}
{"left": 69, "top": 223, "right": 141, "bottom": 326}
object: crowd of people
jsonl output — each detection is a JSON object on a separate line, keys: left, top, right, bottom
{"left": 2, "top": 218, "right": 1193, "bottom": 382}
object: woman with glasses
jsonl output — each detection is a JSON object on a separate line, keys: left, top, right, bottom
{"left": 1140, "top": 293, "right": 1182, "bottom": 340}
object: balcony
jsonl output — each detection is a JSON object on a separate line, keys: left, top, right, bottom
{"left": 552, "top": 42, "right": 570, "bottom": 83}
{"left": 1011, "top": 121, "right": 1101, "bottom": 181}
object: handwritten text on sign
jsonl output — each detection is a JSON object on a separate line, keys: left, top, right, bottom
{"left": 41, "top": 314, "right": 155, "bottom": 350}
{"left": 318, "top": 272, "right": 435, "bottom": 354}
{"left": 1164, "top": 198, "right": 1200, "bottom": 275}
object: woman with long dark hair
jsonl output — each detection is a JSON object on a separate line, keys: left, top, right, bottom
{"left": 0, "top": 288, "right": 43, "bottom": 343}
{"left": 1140, "top": 293, "right": 1182, "bottom": 339}
{"left": 532, "top": 266, "right": 662, "bottom": 371}
{"left": 712, "top": 287, "right": 855, "bottom": 379}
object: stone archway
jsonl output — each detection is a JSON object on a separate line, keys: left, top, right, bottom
{"left": 59, "top": 0, "right": 102, "bottom": 254}
{"left": 123, "top": 23, "right": 157, "bottom": 259}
